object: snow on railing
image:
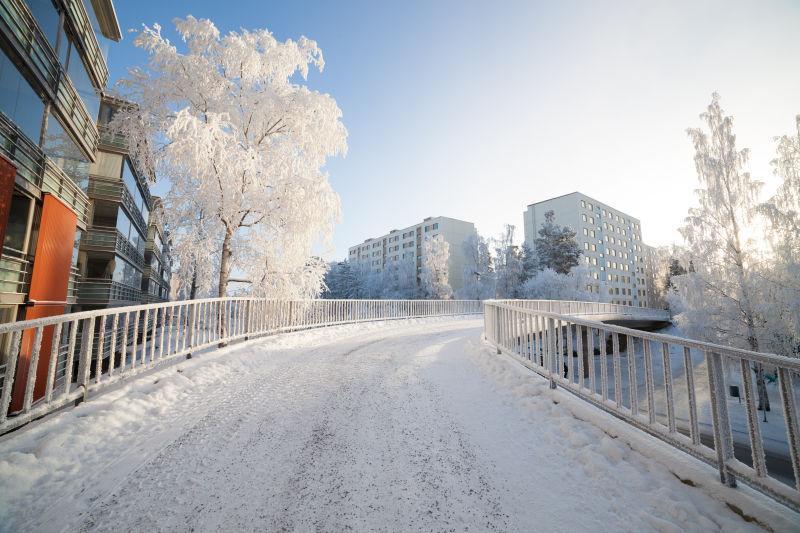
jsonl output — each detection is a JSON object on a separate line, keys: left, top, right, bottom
{"left": 0, "top": 298, "right": 483, "bottom": 435}
{"left": 483, "top": 300, "right": 800, "bottom": 512}
{"left": 492, "top": 299, "right": 672, "bottom": 322}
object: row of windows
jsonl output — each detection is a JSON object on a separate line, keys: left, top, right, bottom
{"left": 352, "top": 228, "right": 442, "bottom": 255}
{"left": 580, "top": 199, "right": 639, "bottom": 230}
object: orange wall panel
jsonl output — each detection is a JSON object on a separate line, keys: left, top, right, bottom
{"left": 9, "top": 194, "right": 77, "bottom": 413}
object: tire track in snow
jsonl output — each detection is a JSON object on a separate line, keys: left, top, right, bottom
{"left": 78, "top": 324, "right": 510, "bottom": 532}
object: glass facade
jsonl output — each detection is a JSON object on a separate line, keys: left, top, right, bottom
{"left": 122, "top": 158, "right": 148, "bottom": 223}
{"left": 112, "top": 256, "right": 141, "bottom": 287}
{"left": 0, "top": 49, "right": 46, "bottom": 143}
{"left": 23, "top": 0, "right": 60, "bottom": 50}
{"left": 64, "top": 42, "right": 100, "bottom": 121}
{"left": 42, "top": 114, "right": 90, "bottom": 189}
{"left": 114, "top": 208, "right": 145, "bottom": 256}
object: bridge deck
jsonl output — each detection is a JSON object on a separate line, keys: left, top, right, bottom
{"left": 0, "top": 319, "right": 790, "bottom": 532}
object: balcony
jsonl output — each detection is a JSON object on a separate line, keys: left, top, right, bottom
{"left": 0, "top": 252, "right": 32, "bottom": 303}
{"left": 87, "top": 177, "right": 149, "bottom": 234}
{"left": 0, "top": 0, "right": 99, "bottom": 158}
{"left": 97, "top": 124, "right": 128, "bottom": 152}
{"left": 82, "top": 227, "right": 145, "bottom": 267}
{"left": 145, "top": 241, "right": 163, "bottom": 265}
{"left": 78, "top": 279, "right": 141, "bottom": 306}
{"left": 59, "top": 0, "right": 109, "bottom": 88}
{"left": 0, "top": 113, "right": 90, "bottom": 229}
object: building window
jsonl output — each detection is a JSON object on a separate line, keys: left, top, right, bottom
{"left": 0, "top": 49, "right": 46, "bottom": 143}
{"left": 42, "top": 115, "right": 91, "bottom": 190}
{"left": 3, "top": 194, "right": 33, "bottom": 254}
{"left": 112, "top": 256, "right": 142, "bottom": 287}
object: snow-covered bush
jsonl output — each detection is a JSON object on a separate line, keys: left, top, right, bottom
{"left": 519, "top": 266, "right": 602, "bottom": 302}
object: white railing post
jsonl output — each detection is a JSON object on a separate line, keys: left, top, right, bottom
{"left": 186, "top": 302, "right": 196, "bottom": 358}
{"left": 706, "top": 350, "right": 737, "bottom": 487}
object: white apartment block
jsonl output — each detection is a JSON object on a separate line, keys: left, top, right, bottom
{"left": 347, "top": 216, "right": 476, "bottom": 294}
{"left": 523, "top": 192, "right": 649, "bottom": 307}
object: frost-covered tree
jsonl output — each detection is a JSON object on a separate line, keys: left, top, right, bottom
{"left": 113, "top": 17, "right": 347, "bottom": 298}
{"left": 758, "top": 114, "right": 800, "bottom": 357}
{"left": 669, "top": 93, "right": 769, "bottom": 410}
{"left": 322, "top": 262, "right": 359, "bottom": 299}
{"left": 520, "top": 265, "right": 602, "bottom": 302}
{"left": 420, "top": 235, "right": 452, "bottom": 299}
{"left": 493, "top": 225, "right": 523, "bottom": 298}
{"left": 167, "top": 206, "right": 220, "bottom": 299}
{"left": 519, "top": 242, "right": 538, "bottom": 285}
{"left": 382, "top": 259, "right": 419, "bottom": 299}
{"left": 534, "top": 211, "right": 581, "bottom": 274}
{"left": 457, "top": 233, "right": 494, "bottom": 299}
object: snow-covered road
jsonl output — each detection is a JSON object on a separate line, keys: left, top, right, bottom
{"left": 0, "top": 318, "right": 795, "bottom": 532}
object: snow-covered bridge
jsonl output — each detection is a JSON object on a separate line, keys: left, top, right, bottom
{"left": 0, "top": 300, "right": 797, "bottom": 531}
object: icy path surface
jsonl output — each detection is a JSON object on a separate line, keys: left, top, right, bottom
{"left": 0, "top": 318, "right": 792, "bottom": 532}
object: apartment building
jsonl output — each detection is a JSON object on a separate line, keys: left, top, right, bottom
{"left": 141, "top": 196, "right": 172, "bottom": 303}
{"left": 0, "top": 0, "right": 122, "bottom": 411}
{"left": 347, "top": 216, "right": 476, "bottom": 294}
{"left": 523, "top": 192, "right": 648, "bottom": 307}
{"left": 76, "top": 94, "right": 154, "bottom": 309}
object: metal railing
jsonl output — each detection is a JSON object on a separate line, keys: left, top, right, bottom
{"left": 82, "top": 226, "right": 145, "bottom": 266}
{"left": 484, "top": 300, "right": 800, "bottom": 511}
{"left": 78, "top": 279, "right": 142, "bottom": 305}
{"left": 0, "top": 252, "right": 32, "bottom": 297}
{"left": 492, "top": 299, "right": 671, "bottom": 322}
{"left": 0, "top": 298, "right": 482, "bottom": 434}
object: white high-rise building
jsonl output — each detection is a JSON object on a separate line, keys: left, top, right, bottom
{"left": 523, "top": 192, "right": 649, "bottom": 307}
{"left": 347, "top": 216, "right": 476, "bottom": 294}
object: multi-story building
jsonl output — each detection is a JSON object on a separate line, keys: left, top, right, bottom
{"left": 347, "top": 216, "right": 476, "bottom": 295}
{"left": 523, "top": 192, "right": 648, "bottom": 307}
{"left": 0, "top": 0, "right": 121, "bottom": 410}
{"left": 76, "top": 94, "right": 153, "bottom": 309}
{"left": 141, "top": 196, "right": 171, "bottom": 303}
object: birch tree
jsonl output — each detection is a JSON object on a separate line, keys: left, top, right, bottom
{"left": 113, "top": 17, "right": 347, "bottom": 298}
{"left": 758, "top": 114, "right": 800, "bottom": 357}
{"left": 493, "top": 225, "right": 522, "bottom": 298}
{"left": 669, "top": 93, "right": 769, "bottom": 410}
{"left": 457, "top": 233, "right": 494, "bottom": 299}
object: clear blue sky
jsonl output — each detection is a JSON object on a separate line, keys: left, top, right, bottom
{"left": 106, "top": 0, "right": 800, "bottom": 259}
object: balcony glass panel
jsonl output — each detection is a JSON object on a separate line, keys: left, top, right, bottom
{"left": 64, "top": 41, "right": 99, "bottom": 121}
{"left": 0, "top": 49, "right": 46, "bottom": 143}
{"left": 112, "top": 255, "right": 142, "bottom": 288}
{"left": 22, "top": 0, "right": 59, "bottom": 50}
{"left": 42, "top": 113, "right": 89, "bottom": 190}
{"left": 115, "top": 208, "right": 130, "bottom": 242}
{"left": 122, "top": 158, "right": 148, "bottom": 219}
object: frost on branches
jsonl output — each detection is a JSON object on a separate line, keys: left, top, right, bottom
{"left": 457, "top": 233, "right": 494, "bottom": 300}
{"left": 668, "top": 94, "right": 800, "bottom": 411}
{"left": 419, "top": 234, "right": 453, "bottom": 299}
{"left": 113, "top": 17, "right": 347, "bottom": 299}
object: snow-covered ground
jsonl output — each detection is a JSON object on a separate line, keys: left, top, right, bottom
{"left": 0, "top": 317, "right": 796, "bottom": 532}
